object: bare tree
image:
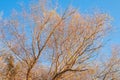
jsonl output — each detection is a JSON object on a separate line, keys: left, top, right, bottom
{"left": 0, "top": 0, "right": 111, "bottom": 80}
{"left": 93, "top": 46, "right": 120, "bottom": 80}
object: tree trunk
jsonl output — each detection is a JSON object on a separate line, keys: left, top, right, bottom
{"left": 26, "top": 68, "right": 31, "bottom": 80}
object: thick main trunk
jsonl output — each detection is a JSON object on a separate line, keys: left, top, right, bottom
{"left": 26, "top": 68, "right": 31, "bottom": 80}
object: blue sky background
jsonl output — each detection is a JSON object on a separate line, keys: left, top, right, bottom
{"left": 0, "top": 0, "right": 120, "bottom": 58}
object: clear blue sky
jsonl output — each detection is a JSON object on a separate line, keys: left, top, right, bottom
{"left": 0, "top": 0, "right": 120, "bottom": 55}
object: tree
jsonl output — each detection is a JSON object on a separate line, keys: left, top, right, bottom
{"left": 93, "top": 46, "right": 120, "bottom": 80}
{"left": 0, "top": 0, "right": 111, "bottom": 80}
